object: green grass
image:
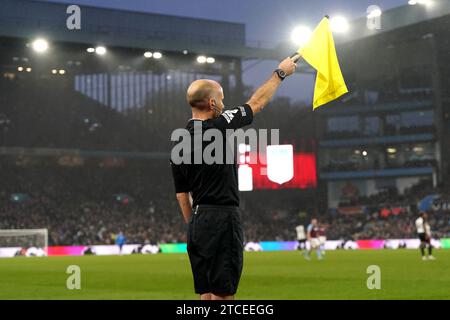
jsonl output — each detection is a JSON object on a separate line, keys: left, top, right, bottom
{"left": 0, "top": 250, "right": 449, "bottom": 299}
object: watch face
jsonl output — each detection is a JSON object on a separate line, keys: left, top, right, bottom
{"left": 279, "top": 70, "right": 286, "bottom": 77}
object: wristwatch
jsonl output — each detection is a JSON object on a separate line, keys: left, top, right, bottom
{"left": 274, "top": 68, "right": 287, "bottom": 81}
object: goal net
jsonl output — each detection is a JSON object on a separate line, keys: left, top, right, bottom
{"left": 0, "top": 229, "right": 48, "bottom": 257}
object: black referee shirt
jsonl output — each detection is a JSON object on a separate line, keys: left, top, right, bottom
{"left": 170, "top": 104, "right": 254, "bottom": 207}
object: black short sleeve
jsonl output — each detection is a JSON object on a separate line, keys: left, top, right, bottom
{"left": 170, "top": 161, "right": 191, "bottom": 193}
{"left": 211, "top": 104, "right": 253, "bottom": 131}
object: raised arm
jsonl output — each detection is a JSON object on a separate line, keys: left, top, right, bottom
{"left": 246, "top": 56, "right": 298, "bottom": 115}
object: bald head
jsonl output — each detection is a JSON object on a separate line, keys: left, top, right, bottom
{"left": 187, "top": 79, "right": 223, "bottom": 110}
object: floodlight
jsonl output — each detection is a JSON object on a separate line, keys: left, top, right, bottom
{"left": 197, "top": 56, "right": 207, "bottom": 64}
{"left": 291, "top": 26, "right": 313, "bottom": 46}
{"left": 330, "top": 16, "right": 350, "bottom": 33}
{"left": 153, "top": 52, "right": 163, "bottom": 59}
{"left": 95, "top": 46, "right": 107, "bottom": 55}
{"left": 32, "top": 38, "right": 49, "bottom": 53}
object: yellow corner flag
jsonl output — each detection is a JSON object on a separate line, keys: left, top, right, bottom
{"left": 298, "top": 17, "right": 348, "bottom": 109}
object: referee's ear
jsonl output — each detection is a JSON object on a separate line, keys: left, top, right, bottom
{"left": 209, "top": 98, "right": 221, "bottom": 115}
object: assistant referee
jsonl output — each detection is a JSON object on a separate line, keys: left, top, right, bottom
{"left": 170, "top": 56, "right": 297, "bottom": 300}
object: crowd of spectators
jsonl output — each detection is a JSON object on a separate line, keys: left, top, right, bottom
{"left": 2, "top": 50, "right": 448, "bottom": 249}
{"left": 322, "top": 208, "right": 450, "bottom": 241}
{"left": 1, "top": 161, "right": 450, "bottom": 246}
{"left": 329, "top": 180, "right": 450, "bottom": 240}
{"left": 0, "top": 161, "right": 187, "bottom": 245}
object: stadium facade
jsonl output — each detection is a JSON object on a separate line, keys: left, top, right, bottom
{"left": 0, "top": 0, "right": 286, "bottom": 157}
{"left": 1, "top": 0, "right": 450, "bottom": 215}
{"left": 315, "top": 1, "right": 450, "bottom": 209}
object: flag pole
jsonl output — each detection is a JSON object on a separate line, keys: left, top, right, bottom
{"left": 290, "top": 53, "right": 301, "bottom": 63}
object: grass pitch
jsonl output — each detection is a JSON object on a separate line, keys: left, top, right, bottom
{"left": 0, "top": 250, "right": 449, "bottom": 299}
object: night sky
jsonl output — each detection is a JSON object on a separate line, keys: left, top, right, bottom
{"left": 39, "top": 0, "right": 407, "bottom": 103}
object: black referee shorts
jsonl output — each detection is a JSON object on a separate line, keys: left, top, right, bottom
{"left": 187, "top": 205, "right": 244, "bottom": 295}
{"left": 418, "top": 233, "right": 430, "bottom": 243}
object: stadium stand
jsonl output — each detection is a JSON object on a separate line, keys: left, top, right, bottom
{"left": 1, "top": 160, "right": 449, "bottom": 245}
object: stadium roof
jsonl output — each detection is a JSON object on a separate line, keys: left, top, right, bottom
{"left": 335, "top": 0, "right": 450, "bottom": 44}
{"left": 0, "top": 0, "right": 276, "bottom": 59}
{"left": 1, "top": 0, "right": 449, "bottom": 61}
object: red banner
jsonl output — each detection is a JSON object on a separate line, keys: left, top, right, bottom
{"left": 247, "top": 153, "right": 317, "bottom": 189}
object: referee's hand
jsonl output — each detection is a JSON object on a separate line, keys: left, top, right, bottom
{"left": 278, "top": 57, "right": 297, "bottom": 77}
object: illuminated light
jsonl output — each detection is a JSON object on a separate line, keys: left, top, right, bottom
{"left": 354, "top": 150, "right": 361, "bottom": 155}
{"left": 238, "top": 165, "right": 253, "bottom": 191}
{"left": 59, "top": 69, "right": 66, "bottom": 75}
{"left": 26, "top": 67, "right": 32, "bottom": 72}
{"left": 51, "top": 69, "right": 57, "bottom": 74}
{"left": 144, "top": 51, "right": 153, "bottom": 58}
{"left": 387, "top": 148, "right": 397, "bottom": 154}
{"left": 238, "top": 144, "right": 247, "bottom": 154}
{"left": 409, "top": 0, "right": 432, "bottom": 4}
{"left": 413, "top": 146, "right": 424, "bottom": 153}
{"left": 367, "top": 8, "right": 382, "bottom": 19}
{"left": 330, "top": 16, "right": 350, "bottom": 33}
{"left": 362, "top": 150, "right": 368, "bottom": 156}
{"left": 95, "top": 46, "right": 107, "bottom": 55}
{"left": 86, "top": 47, "right": 95, "bottom": 53}
{"left": 240, "top": 155, "right": 246, "bottom": 164}
{"left": 183, "top": 50, "right": 188, "bottom": 55}
{"left": 32, "top": 38, "right": 49, "bottom": 53}
{"left": 246, "top": 145, "right": 251, "bottom": 152}
{"left": 153, "top": 52, "right": 162, "bottom": 59}
{"left": 17, "top": 67, "right": 24, "bottom": 72}
{"left": 197, "top": 55, "right": 207, "bottom": 64}
{"left": 206, "top": 57, "right": 215, "bottom": 64}
{"left": 290, "top": 26, "right": 313, "bottom": 46}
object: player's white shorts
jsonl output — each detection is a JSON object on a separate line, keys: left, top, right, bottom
{"left": 319, "top": 236, "right": 326, "bottom": 245}
{"left": 310, "top": 238, "right": 320, "bottom": 249}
